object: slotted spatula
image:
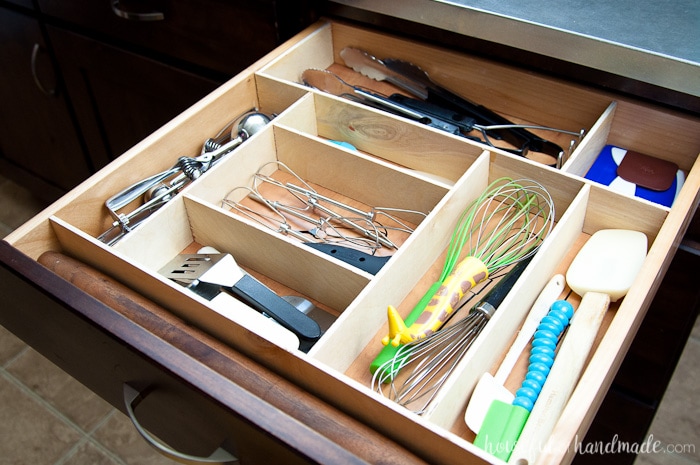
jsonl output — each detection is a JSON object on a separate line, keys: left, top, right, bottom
{"left": 160, "top": 252, "right": 322, "bottom": 351}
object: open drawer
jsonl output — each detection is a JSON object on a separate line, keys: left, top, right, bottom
{"left": 3, "top": 19, "right": 700, "bottom": 465}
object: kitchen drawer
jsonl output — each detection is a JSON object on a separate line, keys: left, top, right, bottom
{"left": 3, "top": 19, "right": 700, "bottom": 465}
{"left": 0, "top": 240, "right": 425, "bottom": 465}
{"left": 36, "top": 0, "right": 316, "bottom": 77}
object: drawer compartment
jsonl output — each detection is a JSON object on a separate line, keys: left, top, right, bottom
{"left": 4, "top": 19, "right": 700, "bottom": 465}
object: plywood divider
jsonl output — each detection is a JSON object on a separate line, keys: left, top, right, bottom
{"left": 583, "top": 185, "right": 667, "bottom": 237}
{"left": 184, "top": 125, "right": 280, "bottom": 206}
{"left": 113, "top": 196, "right": 194, "bottom": 270}
{"left": 183, "top": 195, "right": 368, "bottom": 311}
{"left": 310, "top": 93, "right": 482, "bottom": 182}
{"left": 563, "top": 101, "right": 617, "bottom": 176}
{"left": 254, "top": 74, "right": 310, "bottom": 117}
{"left": 264, "top": 91, "right": 319, "bottom": 134}
{"left": 311, "top": 153, "right": 493, "bottom": 369}
{"left": 258, "top": 21, "right": 335, "bottom": 82}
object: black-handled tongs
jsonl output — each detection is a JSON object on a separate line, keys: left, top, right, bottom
{"left": 340, "top": 48, "right": 583, "bottom": 167}
{"left": 301, "top": 68, "right": 465, "bottom": 136}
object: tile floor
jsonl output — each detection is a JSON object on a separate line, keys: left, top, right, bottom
{"left": 0, "top": 172, "right": 698, "bottom": 465}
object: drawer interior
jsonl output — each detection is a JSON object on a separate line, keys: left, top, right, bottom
{"left": 5, "top": 19, "right": 700, "bottom": 465}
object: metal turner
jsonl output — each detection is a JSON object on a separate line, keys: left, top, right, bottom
{"left": 160, "top": 252, "right": 322, "bottom": 351}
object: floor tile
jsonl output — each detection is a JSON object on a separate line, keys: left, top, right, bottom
{"left": 635, "top": 450, "right": 698, "bottom": 465}
{"left": 0, "top": 176, "right": 47, "bottom": 230}
{"left": 0, "top": 324, "right": 27, "bottom": 366}
{"left": 691, "top": 313, "right": 700, "bottom": 340}
{"left": 6, "top": 348, "right": 113, "bottom": 433}
{"left": 641, "top": 337, "right": 700, "bottom": 463}
{"left": 93, "top": 411, "right": 180, "bottom": 465}
{"left": 62, "top": 440, "right": 123, "bottom": 465}
{"left": 0, "top": 375, "right": 82, "bottom": 465}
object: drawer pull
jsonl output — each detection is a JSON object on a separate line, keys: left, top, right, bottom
{"left": 123, "top": 384, "right": 238, "bottom": 464}
{"left": 30, "top": 44, "right": 56, "bottom": 96}
{"left": 111, "top": 1, "right": 165, "bottom": 21}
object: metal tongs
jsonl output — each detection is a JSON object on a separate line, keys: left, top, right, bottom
{"left": 339, "top": 47, "right": 584, "bottom": 167}
{"left": 98, "top": 112, "right": 271, "bottom": 245}
{"left": 302, "top": 69, "right": 466, "bottom": 136}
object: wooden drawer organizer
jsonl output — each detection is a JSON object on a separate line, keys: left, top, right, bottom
{"left": 6, "top": 20, "right": 700, "bottom": 465}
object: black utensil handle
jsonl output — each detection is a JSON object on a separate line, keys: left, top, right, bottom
{"left": 426, "top": 87, "right": 564, "bottom": 160}
{"left": 480, "top": 256, "right": 534, "bottom": 309}
{"left": 305, "top": 243, "right": 390, "bottom": 275}
{"left": 229, "top": 275, "right": 322, "bottom": 341}
{"left": 359, "top": 91, "right": 462, "bottom": 134}
{"left": 389, "top": 94, "right": 476, "bottom": 132}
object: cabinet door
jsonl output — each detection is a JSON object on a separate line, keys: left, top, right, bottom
{"left": 37, "top": 0, "right": 317, "bottom": 77}
{"left": 0, "top": 7, "right": 92, "bottom": 193}
{"left": 46, "top": 26, "right": 222, "bottom": 169}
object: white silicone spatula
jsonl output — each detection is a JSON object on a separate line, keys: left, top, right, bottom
{"left": 507, "top": 229, "right": 647, "bottom": 464}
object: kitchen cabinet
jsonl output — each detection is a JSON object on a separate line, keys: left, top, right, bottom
{"left": 46, "top": 25, "right": 221, "bottom": 170}
{"left": 0, "top": 0, "right": 318, "bottom": 199}
{"left": 0, "top": 5, "right": 92, "bottom": 198}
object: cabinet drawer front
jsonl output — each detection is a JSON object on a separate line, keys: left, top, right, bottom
{"left": 37, "top": 0, "right": 315, "bottom": 76}
{"left": 0, "top": 241, "right": 425, "bottom": 465}
{"left": 4, "top": 19, "right": 700, "bottom": 465}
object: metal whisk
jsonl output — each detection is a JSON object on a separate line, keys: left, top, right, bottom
{"left": 372, "top": 257, "right": 531, "bottom": 413}
{"left": 372, "top": 177, "right": 555, "bottom": 413}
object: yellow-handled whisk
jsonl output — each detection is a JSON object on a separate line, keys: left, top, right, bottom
{"left": 374, "top": 178, "right": 555, "bottom": 413}
{"left": 383, "top": 178, "right": 555, "bottom": 347}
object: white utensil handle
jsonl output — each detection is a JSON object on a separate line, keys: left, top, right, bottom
{"left": 495, "top": 274, "right": 565, "bottom": 383}
{"left": 508, "top": 291, "right": 610, "bottom": 465}
{"left": 204, "top": 292, "right": 301, "bottom": 351}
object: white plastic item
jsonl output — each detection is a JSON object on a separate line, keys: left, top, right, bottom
{"left": 565, "top": 229, "right": 648, "bottom": 302}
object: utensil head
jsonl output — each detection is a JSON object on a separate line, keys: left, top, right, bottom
{"left": 301, "top": 69, "right": 353, "bottom": 96}
{"left": 465, "top": 372, "right": 515, "bottom": 433}
{"left": 566, "top": 229, "right": 647, "bottom": 302}
{"left": 159, "top": 253, "right": 243, "bottom": 288}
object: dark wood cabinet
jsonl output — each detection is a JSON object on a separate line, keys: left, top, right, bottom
{"left": 46, "top": 25, "right": 221, "bottom": 169}
{"left": 37, "top": 0, "right": 318, "bottom": 77}
{"left": 0, "top": 6, "right": 92, "bottom": 197}
{"left": 0, "top": 0, "right": 319, "bottom": 198}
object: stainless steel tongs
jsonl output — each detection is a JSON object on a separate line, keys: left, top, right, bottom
{"left": 339, "top": 47, "right": 584, "bottom": 167}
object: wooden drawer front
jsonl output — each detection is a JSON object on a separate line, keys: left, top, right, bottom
{"left": 0, "top": 241, "right": 428, "bottom": 465}
{"left": 37, "top": 0, "right": 315, "bottom": 76}
{"left": 4, "top": 19, "right": 700, "bottom": 465}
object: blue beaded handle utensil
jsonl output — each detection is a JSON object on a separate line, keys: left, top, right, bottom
{"left": 509, "top": 229, "right": 647, "bottom": 465}
{"left": 465, "top": 274, "right": 565, "bottom": 433}
{"left": 473, "top": 300, "right": 574, "bottom": 460}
